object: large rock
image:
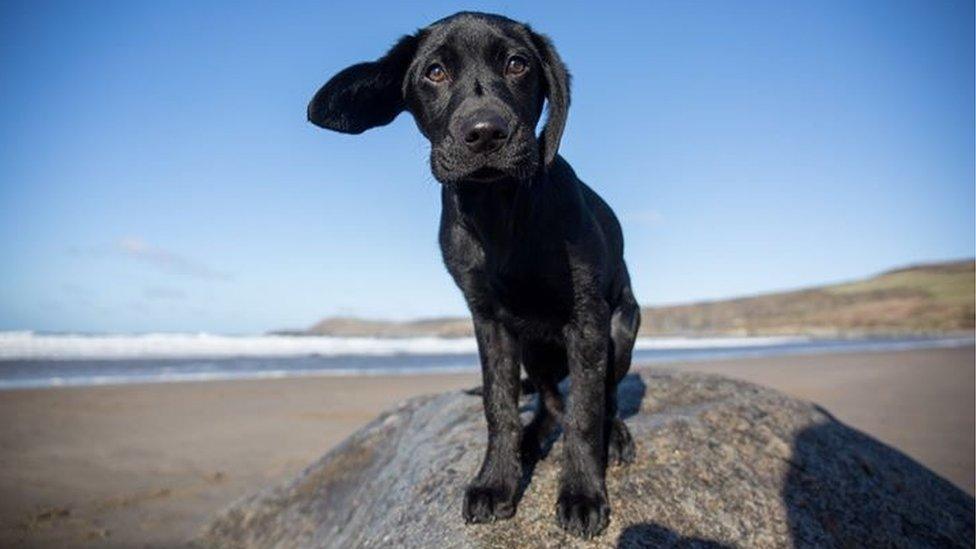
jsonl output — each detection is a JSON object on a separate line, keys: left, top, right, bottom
{"left": 196, "top": 370, "right": 974, "bottom": 548}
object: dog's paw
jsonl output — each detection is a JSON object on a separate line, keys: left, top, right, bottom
{"left": 556, "top": 489, "right": 610, "bottom": 539}
{"left": 462, "top": 482, "right": 516, "bottom": 524}
{"left": 608, "top": 418, "right": 635, "bottom": 466}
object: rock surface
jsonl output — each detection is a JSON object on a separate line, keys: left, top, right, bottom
{"left": 196, "top": 370, "right": 974, "bottom": 548}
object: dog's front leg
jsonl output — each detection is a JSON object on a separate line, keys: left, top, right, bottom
{"left": 463, "top": 316, "right": 521, "bottom": 523}
{"left": 557, "top": 301, "right": 610, "bottom": 538}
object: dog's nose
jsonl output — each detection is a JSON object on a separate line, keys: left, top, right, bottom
{"left": 460, "top": 112, "right": 509, "bottom": 153}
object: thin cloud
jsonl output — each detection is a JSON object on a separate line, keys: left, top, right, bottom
{"left": 117, "top": 237, "right": 230, "bottom": 280}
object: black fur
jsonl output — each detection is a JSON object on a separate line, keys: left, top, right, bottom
{"left": 308, "top": 12, "right": 640, "bottom": 539}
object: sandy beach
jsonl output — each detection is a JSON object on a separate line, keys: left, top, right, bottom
{"left": 0, "top": 345, "right": 972, "bottom": 548}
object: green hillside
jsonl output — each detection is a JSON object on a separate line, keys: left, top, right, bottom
{"left": 640, "top": 259, "right": 974, "bottom": 336}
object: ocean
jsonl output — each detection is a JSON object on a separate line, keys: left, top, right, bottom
{"left": 0, "top": 331, "right": 971, "bottom": 390}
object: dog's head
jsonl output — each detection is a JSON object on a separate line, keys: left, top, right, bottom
{"left": 308, "top": 12, "right": 570, "bottom": 184}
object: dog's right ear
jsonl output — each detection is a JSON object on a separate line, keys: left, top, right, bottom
{"left": 528, "top": 30, "right": 571, "bottom": 167}
{"left": 307, "top": 34, "right": 419, "bottom": 134}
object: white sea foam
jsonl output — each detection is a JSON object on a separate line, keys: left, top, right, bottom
{"left": 0, "top": 365, "right": 482, "bottom": 390}
{"left": 632, "top": 336, "right": 811, "bottom": 350}
{"left": 1, "top": 331, "right": 970, "bottom": 362}
{"left": 0, "top": 331, "right": 818, "bottom": 360}
{"left": 0, "top": 331, "right": 477, "bottom": 360}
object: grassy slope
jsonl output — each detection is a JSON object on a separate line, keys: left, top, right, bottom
{"left": 302, "top": 259, "right": 975, "bottom": 337}
{"left": 640, "top": 260, "right": 974, "bottom": 336}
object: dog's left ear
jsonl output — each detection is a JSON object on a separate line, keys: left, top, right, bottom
{"left": 529, "top": 30, "right": 571, "bottom": 166}
{"left": 308, "top": 34, "right": 420, "bottom": 134}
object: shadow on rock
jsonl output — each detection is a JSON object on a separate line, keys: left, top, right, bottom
{"left": 617, "top": 373, "right": 647, "bottom": 420}
{"left": 783, "top": 406, "right": 974, "bottom": 547}
{"left": 616, "top": 523, "right": 734, "bottom": 548}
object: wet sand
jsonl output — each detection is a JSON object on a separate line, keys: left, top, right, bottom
{"left": 0, "top": 346, "right": 972, "bottom": 547}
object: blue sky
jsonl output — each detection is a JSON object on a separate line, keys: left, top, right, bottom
{"left": 0, "top": 1, "right": 973, "bottom": 334}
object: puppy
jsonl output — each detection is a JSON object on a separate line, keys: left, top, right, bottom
{"left": 308, "top": 12, "right": 640, "bottom": 539}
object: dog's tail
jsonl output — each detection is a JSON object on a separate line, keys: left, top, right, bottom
{"left": 463, "top": 377, "right": 537, "bottom": 397}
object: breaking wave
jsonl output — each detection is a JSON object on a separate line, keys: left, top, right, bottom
{"left": 0, "top": 331, "right": 814, "bottom": 360}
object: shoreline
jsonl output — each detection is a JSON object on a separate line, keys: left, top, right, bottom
{"left": 1, "top": 346, "right": 972, "bottom": 547}
{"left": 0, "top": 334, "right": 971, "bottom": 391}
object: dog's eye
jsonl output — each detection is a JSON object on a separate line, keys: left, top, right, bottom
{"left": 425, "top": 63, "right": 448, "bottom": 83}
{"left": 505, "top": 55, "right": 528, "bottom": 76}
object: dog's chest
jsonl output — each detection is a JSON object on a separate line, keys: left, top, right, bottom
{"left": 484, "top": 246, "right": 574, "bottom": 330}
{"left": 440, "top": 190, "right": 578, "bottom": 334}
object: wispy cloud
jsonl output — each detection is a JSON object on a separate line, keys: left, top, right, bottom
{"left": 116, "top": 237, "right": 230, "bottom": 280}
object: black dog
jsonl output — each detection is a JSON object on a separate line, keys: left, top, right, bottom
{"left": 308, "top": 12, "right": 640, "bottom": 539}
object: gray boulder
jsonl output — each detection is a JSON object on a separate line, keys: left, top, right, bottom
{"left": 197, "top": 370, "right": 974, "bottom": 548}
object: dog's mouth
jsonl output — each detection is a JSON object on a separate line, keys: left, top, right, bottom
{"left": 433, "top": 144, "right": 539, "bottom": 185}
{"left": 464, "top": 166, "right": 508, "bottom": 182}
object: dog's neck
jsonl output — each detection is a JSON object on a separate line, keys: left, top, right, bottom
{"left": 445, "top": 170, "right": 547, "bottom": 250}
